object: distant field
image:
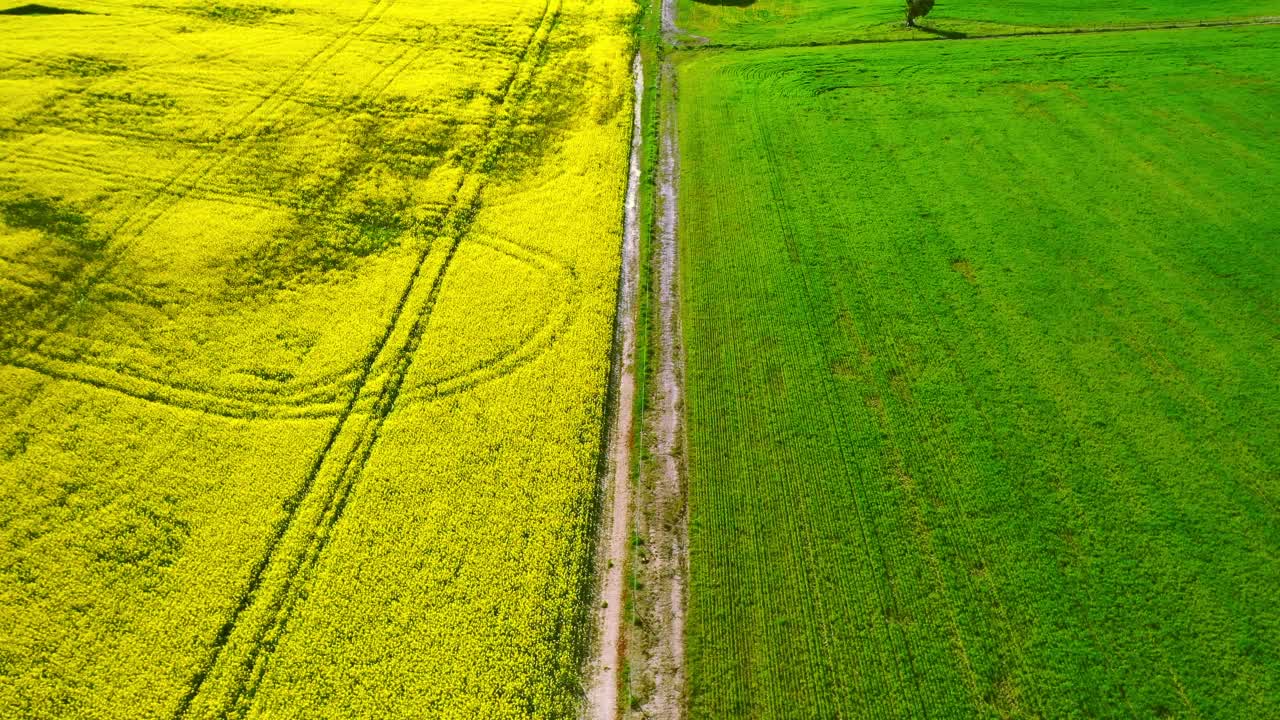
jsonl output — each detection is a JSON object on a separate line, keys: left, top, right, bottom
{"left": 0, "top": 0, "right": 631, "bottom": 717}
{"left": 679, "top": 25, "right": 1280, "bottom": 718}
{"left": 677, "top": 0, "right": 1280, "bottom": 46}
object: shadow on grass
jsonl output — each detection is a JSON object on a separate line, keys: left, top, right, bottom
{"left": 0, "top": 4, "right": 93, "bottom": 14}
{"left": 914, "top": 24, "right": 968, "bottom": 39}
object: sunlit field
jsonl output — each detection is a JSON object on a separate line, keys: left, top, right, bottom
{"left": 678, "top": 23, "right": 1280, "bottom": 719}
{"left": 677, "top": 0, "right": 1280, "bottom": 46}
{"left": 0, "top": 0, "right": 632, "bottom": 717}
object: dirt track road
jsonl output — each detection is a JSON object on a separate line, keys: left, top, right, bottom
{"left": 585, "top": 52, "right": 643, "bottom": 720}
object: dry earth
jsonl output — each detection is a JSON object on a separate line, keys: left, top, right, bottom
{"left": 584, "top": 52, "right": 644, "bottom": 720}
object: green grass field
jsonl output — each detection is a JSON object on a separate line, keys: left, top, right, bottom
{"left": 677, "top": 0, "right": 1280, "bottom": 46}
{"left": 678, "top": 24, "right": 1280, "bottom": 718}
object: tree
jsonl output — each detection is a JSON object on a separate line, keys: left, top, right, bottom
{"left": 906, "top": 0, "right": 934, "bottom": 26}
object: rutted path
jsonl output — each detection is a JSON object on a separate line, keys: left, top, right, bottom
{"left": 587, "top": 18, "right": 690, "bottom": 715}
{"left": 581, "top": 4, "right": 1280, "bottom": 718}
{"left": 632, "top": 57, "right": 688, "bottom": 720}
{"left": 585, "top": 52, "right": 643, "bottom": 720}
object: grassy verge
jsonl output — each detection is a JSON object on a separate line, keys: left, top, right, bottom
{"left": 621, "top": 0, "right": 679, "bottom": 714}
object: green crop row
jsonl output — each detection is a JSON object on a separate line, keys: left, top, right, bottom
{"left": 678, "top": 24, "right": 1280, "bottom": 719}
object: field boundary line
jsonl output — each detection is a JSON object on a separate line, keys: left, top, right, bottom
{"left": 677, "top": 15, "right": 1280, "bottom": 53}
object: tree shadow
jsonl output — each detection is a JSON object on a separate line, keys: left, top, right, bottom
{"left": 914, "top": 24, "right": 967, "bottom": 39}
{"left": 694, "top": 0, "right": 755, "bottom": 6}
{"left": 0, "top": 4, "right": 94, "bottom": 14}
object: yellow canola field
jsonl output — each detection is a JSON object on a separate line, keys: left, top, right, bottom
{"left": 0, "top": 0, "right": 634, "bottom": 717}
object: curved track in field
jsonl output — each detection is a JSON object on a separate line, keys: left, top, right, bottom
{"left": 170, "top": 1, "right": 566, "bottom": 716}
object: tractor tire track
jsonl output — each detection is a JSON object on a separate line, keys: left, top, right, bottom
{"left": 0, "top": 31, "right": 426, "bottom": 419}
{"left": 0, "top": 356, "right": 341, "bottom": 420}
{"left": 170, "top": 3, "right": 563, "bottom": 716}
{"left": 401, "top": 232, "right": 579, "bottom": 403}
{"left": 17, "top": 0, "right": 400, "bottom": 357}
